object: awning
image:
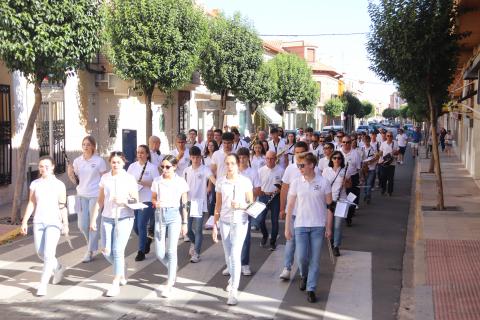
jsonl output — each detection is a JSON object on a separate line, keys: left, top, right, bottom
{"left": 257, "top": 106, "right": 283, "bottom": 124}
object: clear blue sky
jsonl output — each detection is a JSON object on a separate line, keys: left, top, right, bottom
{"left": 201, "top": 0, "right": 395, "bottom": 107}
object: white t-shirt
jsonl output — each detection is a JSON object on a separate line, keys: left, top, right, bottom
{"left": 170, "top": 148, "right": 190, "bottom": 177}
{"left": 240, "top": 167, "right": 261, "bottom": 189}
{"left": 127, "top": 161, "right": 160, "bottom": 203}
{"left": 99, "top": 170, "right": 137, "bottom": 219}
{"left": 341, "top": 148, "right": 362, "bottom": 174}
{"left": 322, "top": 167, "right": 349, "bottom": 201}
{"left": 268, "top": 139, "right": 287, "bottom": 168}
{"left": 288, "top": 174, "right": 331, "bottom": 228}
{"left": 151, "top": 175, "right": 189, "bottom": 208}
{"left": 318, "top": 156, "right": 330, "bottom": 174}
{"left": 30, "top": 177, "right": 66, "bottom": 226}
{"left": 309, "top": 144, "right": 323, "bottom": 160}
{"left": 258, "top": 165, "right": 284, "bottom": 193}
{"left": 285, "top": 144, "right": 295, "bottom": 164}
{"left": 250, "top": 155, "right": 266, "bottom": 172}
{"left": 232, "top": 139, "right": 248, "bottom": 153}
{"left": 184, "top": 165, "right": 212, "bottom": 216}
{"left": 211, "top": 149, "right": 227, "bottom": 178}
{"left": 150, "top": 151, "right": 164, "bottom": 168}
{"left": 361, "top": 145, "right": 378, "bottom": 171}
{"left": 216, "top": 175, "right": 252, "bottom": 224}
{"left": 73, "top": 154, "right": 107, "bottom": 197}
{"left": 203, "top": 155, "right": 213, "bottom": 168}
{"left": 396, "top": 133, "right": 408, "bottom": 147}
{"left": 379, "top": 141, "right": 399, "bottom": 165}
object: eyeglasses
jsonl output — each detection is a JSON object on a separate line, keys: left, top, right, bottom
{"left": 386, "top": 135, "right": 393, "bottom": 137}
{"left": 160, "top": 165, "right": 172, "bottom": 169}
{"left": 110, "top": 151, "right": 123, "bottom": 157}
{"left": 332, "top": 156, "right": 342, "bottom": 160}
{"left": 342, "top": 141, "right": 352, "bottom": 144}
{"left": 296, "top": 163, "right": 305, "bottom": 169}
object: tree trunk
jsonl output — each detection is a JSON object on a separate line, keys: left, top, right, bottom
{"left": 11, "top": 79, "right": 43, "bottom": 224}
{"left": 219, "top": 89, "right": 228, "bottom": 131}
{"left": 246, "top": 101, "right": 255, "bottom": 136}
{"left": 427, "top": 93, "right": 445, "bottom": 210}
{"left": 144, "top": 86, "right": 154, "bottom": 142}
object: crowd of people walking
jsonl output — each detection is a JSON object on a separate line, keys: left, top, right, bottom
{"left": 21, "top": 124, "right": 419, "bottom": 304}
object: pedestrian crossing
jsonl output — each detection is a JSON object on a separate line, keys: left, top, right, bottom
{"left": 0, "top": 226, "right": 373, "bottom": 320}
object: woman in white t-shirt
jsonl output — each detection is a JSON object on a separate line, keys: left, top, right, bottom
{"left": 151, "top": 155, "right": 189, "bottom": 298}
{"left": 396, "top": 129, "right": 408, "bottom": 164}
{"left": 127, "top": 145, "right": 159, "bottom": 262}
{"left": 250, "top": 141, "right": 266, "bottom": 171}
{"left": 285, "top": 152, "right": 333, "bottom": 303}
{"left": 285, "top": 132, "right": 296, "bottom": 165}
{"left": 212, "top": 154, "right": 254, "bottom": 306}
{"left": 204, "top": 140, "right": 219, "bottom": 217}
{"left": 90, "top": 151, "right": 139, "bottom": 297}
{"left": 21, "top": 156, "right": 69, "bottom": 296}
{"left": 67, "top": 136, "right": 107, "bottom": 263}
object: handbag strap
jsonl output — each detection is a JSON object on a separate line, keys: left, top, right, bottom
{"left": 335, "top": 163, "right": 349, "bottom": 202}
{"left": 138, "top": 162, "right": 147, "bottom": 182}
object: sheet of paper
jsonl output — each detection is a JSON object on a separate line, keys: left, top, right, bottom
{"left": 126, "top": 202, "right": 148, "bottom": 210}
{"left": 347, "top": 192, "right": 357, "bottom": 203}
{"left": 245, "top": 201, "right": 266, "bottom": 219}
{"left": 189, "top": 200, "right": 203, "bottom": 218}
{"left": 334, "top": 201, "right": 349, "bottom": 218}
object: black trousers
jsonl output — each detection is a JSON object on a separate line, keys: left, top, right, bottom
{"left": 380, "top": 165, "right": 395, "bottom": 194}
{"left": 346, "top": 173, "right": 360, "bottom": 220}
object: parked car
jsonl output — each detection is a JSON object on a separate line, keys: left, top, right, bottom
{"left": 322, "top": 125, "right": 344, "bottom": 135}
{"left": 356, "top": 125, "right": 370, "bottom": 133}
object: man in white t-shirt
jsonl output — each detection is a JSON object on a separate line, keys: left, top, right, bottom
{"left": 361, "top": 135, "right": 378, "bottom": 204}
{"left": 340, "top": 135, "right": 362, "bottom": 226}
{"left": 186, "top": 129, "right": 204, "bottom": 151}
{"left": 171, "top": 133, "right": 190, "bottom": 177}
{"left": 149, "top": 136, "right": 164, "bottom": 169}
{"left": 211, "top": 132, "right": 235, "bottom": 179}
{"left": 257, "top": 151, "right": 283, "bottom": 251}
{"left": 231, "top": 127, "right": 248, "bottom": 153}
{"left": 378, "top": 131, "right": 399, "bottom": 196}
{"left": 268, "top": 127, "right": 287, "bottom": 169}
{"left": 395, "top": 128, "right": 408, "bottom": 164}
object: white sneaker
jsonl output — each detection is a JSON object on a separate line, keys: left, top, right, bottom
{"left": 222, "top": 267, "right": 230, "bottom": 276}
{"left": 161, "top": 285, "right": 172, "bottom": 298}
{"left": 36, "top": 283, "right": 47, "bottom": 296}
{"left": 52, "top": 264, "right": 66, "bottom": 285}
{"left": 189, "top": 244, "right": 195, "bottom": 256}
{"left": 121, "top": 262, "right": 128, "bottom": 285}
{"left": 279, "top": 267, "right": 291, "bottom": 280}
{"left": 227, "top": 289, "right": 238, "bottom": 305}
{"left": 225, "top": 282, "right": 232, "bottom": 292}
{"left": 106, "top": 282, "right": 120, "bottom": 297}
{"left": 183, "top": 235, "right": 190, "bottom": 242}
{"left": 241, "top": 265, "right": 252, "bottom": 276}
{"left": 82, "top": 251, "right": 93, "bottom": 263}
{"left": 190, "top": 253, "right": 200, "bottom": 263}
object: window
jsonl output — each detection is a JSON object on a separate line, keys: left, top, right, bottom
{"left": 307, "top": 48, "right": 315, "bottom": 63}
{"left": 36, "top": 101, "right": 66, "bottom": 174}
{"left": 0, "top": 85, "right": 12, "bottom": 186}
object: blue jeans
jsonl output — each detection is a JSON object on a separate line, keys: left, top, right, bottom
{"left": 284, "top": 215, "right": 296, "bottom": 270}
{"left": 332, "top": 216, "right": 344, "bottom": 248}
{"left": 295, "top": 226, "right": 325, "bottom": 292}
{"left": 155, "top": 207, "right": 181, "bottom": 286}
{"left": 219, "top": 220, "right": 249, "bottom": 290}
{"left": 187, "top": 215, "right": 204, "bottom": 255}
{"left": 133, "top": 202, "right": 154, "bottom": 252}
{"left": 78, "top": 196, "right": 100, "bottom": 252}
{"left": 256, "top": 194, "right": 280, "bottom": 244}
{"left": 33, "top": 223, "right": 61, "bottom": 284}
{"left": 241, "top": 216, "right": 252, "bottom": 266}
{"left": 364, "top": 169, "right": 376, "bottom": 199}
{"left": 101, "top": 216, "right": 134, "bottom": 277}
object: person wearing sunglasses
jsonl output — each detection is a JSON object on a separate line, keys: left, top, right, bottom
{"left": 322, "top": 151, "right": 353, "bottom": 257}
{"left": 285, "top": 152, "right": 333, "bottom": 303}
{"left": 171, "top": 133, "right": 190, "bottom": 177}
{"left": 334, "top": 131, "right": 345, "bottom": 150}
{"left": 378, "top": 131, "right": 399, "bottom": 196}
{"left": 90, "top": 151, "right": 139, "bottom": 297}
{"left": 361, "top": 135, "right": 379, "bottom": 204}
{"left": 151, "top": 155, "right": 189, "bottom": 298}
{"left": 318, "top": 142, "right": 334, "bottom": 174}
{"left": 340, "top": 136, "right": 361, "bottom": 226}
{"left": 212, "top": 153, "right": 254, "bottom": 306}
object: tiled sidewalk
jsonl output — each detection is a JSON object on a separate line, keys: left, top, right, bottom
{"left": 413, "top": 152, "right": 480, "bottom": 320}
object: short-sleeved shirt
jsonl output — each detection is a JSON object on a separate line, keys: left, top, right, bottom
{"left": 322, "top": 167, "right": 349, "bottom": 201}
{"left": 396, "top": 133, "right": 408, "bottom": 147}
{"left": 30, "top": 177, "right": 66, "bottom": 226}
{"left": 258, "top": 165, "right": 284, "bottom": 193}
{"left": 317, "top": 157, "right": 330, "bottom": 174}
{"left": 268, "top": 139, "right": 287, "bottom": 168}
{"left": 250, "top": 155, "right": 266, "bottom": 172}
{"left": 151, "top": 175, "right": 189, "bottom": 208}
{"left": 309, "top": 144, "right": 323, "bottom": 159}
{"left": 170, "top": 148, "right": 190, "bottom": 177}
{"left": 379, "top": 141, "right": 399, "bottom": 165}
{"left": 127, "top": 161, "right": 159, "bottom": 203}
{"left": 211, "top": 149, "right": 227, "bottom": 178}
{"left": 184, "top": 165, "right": 212, "bottom": 201}
{"left": 412, "top": 131, "right": 422, "bottom": 143}
{"left": 285, "top": 144, "right": 295, "bottom": 164}
{"left": 240, "top": 167, "right": 261, "bottom": 189}
{"left": 73, "top": 154, "right": 107, "bottom": 198}
{"left": 216, "top": 175, "right": 253, "bottom": 224}
{"left": 288, "top": 174, "right": 331, "bottom": 228}
{"left": 232, "top": 139, "right": 249, "bottom": 153}
{"left": 282, "top": 162, "right": 321, "bottom": 216}
{"left": 361, "top": 145, "right": 378, "bottom": 171}
{"left": 341, "top": 148, "right": 362, "bottom": 174}
{"left": 150, "top": 151, "right": 164, "bottom": 168}
{"left": 99, "top": 170, "right": 137, "bottom": 219}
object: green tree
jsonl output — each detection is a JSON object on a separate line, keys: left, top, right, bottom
{"left": 235, "top": 62, "right": 277, "bottom": 134}
{"left": 342, "top": 91, "right": 363, "bottom": 131}
{"left": 382, "top": 108, "right": 399, "bottom": 120}
{"left": 200, "top": 13, "right": 263, "bottom": 129}
{"left": 269, "top": 53, "right": 319, "bottom": 112}
{"left": 362, "top": 100, "right": 375, "bottom": 119}
{"left": 368, "top": 0, "right": 462, "bottom": 209}
{"left": 0, "top": 0, "right": 102, "bottom": 222}
{"left": 106, "top": 0, "right": 208, "bottom": 138}
{"left": 324, "top": 97, "right": 345, "bottom": 117}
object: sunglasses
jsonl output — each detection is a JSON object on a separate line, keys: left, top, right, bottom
{"left": 160, "top": 165, "right": 172, "bottom": 169}
{"left": 296, "top": 163, "right": 305, "bottom": 169}
{"left": 332, "top": 156, "right": 342, "bottom": 160}
{"left": 342, "top": 141, "right": 352, "bottom": 144}
{"left": 386, "top": 135, "right": 393, "bottom": 137}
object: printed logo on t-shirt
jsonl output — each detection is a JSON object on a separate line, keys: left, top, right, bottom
{"left": 91, "top": 163, "right": 96, "bottom": 168}
{"left": 197, "top": 174, "right": 204, "bottom": 179}
{"left": 314, "top": 184, "right": 320, "bottom": 191}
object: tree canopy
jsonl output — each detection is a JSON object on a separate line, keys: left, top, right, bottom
{"left": 324, "top": 96, "right": 345, "bottom": 117}
{"left": 342, "top": 91, "right": 363, "bottom": 117}
{"left": 106, "top": 0, "right": 208, "bottom": 137}
{"left": 382, "top": 108, "right": 399, "bottom": 120}
{"left": 269, "top": 53, "right": 319, "bottom": 112}
{"left": 235, "top": 61, "right": 277, "bottom": 109}
{"left": 0, "top": 0, "right": 103, "bottom": 222}
{"left": 361, "top": 100, "right": 375, "bottom": 119}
